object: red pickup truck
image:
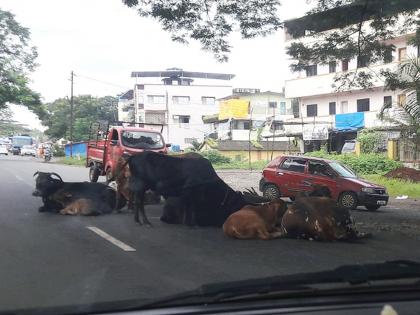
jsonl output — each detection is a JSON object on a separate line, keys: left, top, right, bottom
{"left": 87, "top": 124, "right": 169, "bottom": 182}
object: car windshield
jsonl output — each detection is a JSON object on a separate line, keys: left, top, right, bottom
{"left": 2, "top": 0, "right": 420, "bottom": 314}
{"left": 121, "top": 131, "right": 164, "bottom": 149}
{"left": 329, "top": 161, "right": 357, "bottom": 178}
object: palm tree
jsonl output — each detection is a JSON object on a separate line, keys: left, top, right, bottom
{"left": 380, "top": 56, "right": 420, "bottom": 160}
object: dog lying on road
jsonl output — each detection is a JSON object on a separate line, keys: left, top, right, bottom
{"left": 223, "top": 199, "right": 288, "bottom": 240}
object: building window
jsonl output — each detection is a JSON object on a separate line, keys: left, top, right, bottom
{"left": 173, "top": 115, "right": 190, "bottom": 124}
{"left": 357, "top": 98, "right": 370, "bottom": 112}
{"left": 292, "top": 99, "right": 300, "bottom": 118}
{"left": 147, "top": 95, "right": 165, "bottom": 104}
{"left": 329, "top": 102, "right": 336, "bottom": 115}
{"left": 398, "top": 47, "right": 407, "bottom": 61}
{"left": 232, "top": 120, "right": 250, "bottom": 130}
{"left": 398, "top": 94, "right": 406, "bottom": 106}
{"left": 268, "top": 101, "right": 277, "bottom": 108}
{"left": 329, "top": 61, "right": 336, "bottom": 73}
{"left": 145, "top": 111, "right": 166, "bottom": 124}
{"left": 342, "top": 59, "right": 349, "bottom": 71}
{"left": 201, "top": 96, "right": 215, "bottom": 105}
{"left": 384, "top": 96, "right": 392, "bottom": 107}
{"left": 137, "top": 84, "right": 144, "bottom": 90}
{"left": 306, "top": 104, "right": 318, "bottom": 117}
{"left": 270, "top": 122, "right": 284, "bottom": 131}
{"left": 357, "top": 55, "right": 369, "bottom": 68}
{"left": 184, "top": 138, "right": 197, "bottom": 144}
{"left": 306, "top": 65, "right": 317, "bottom": 77}
{"left": 384, "top": 49, "right": 393, "bottom": 63}
{"left": 138, "top": 103, "right": 144, "bottom": 109}
{"left": 279, "top": 101, "right": 286, "bottom": 115}
{"left": 172, "top": 96, "right": 190, "bottom": 105}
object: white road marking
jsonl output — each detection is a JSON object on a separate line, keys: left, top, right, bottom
{"left": 86, "top": 226, "right": 136, "bottom": 252}
{"left": 15, "top": 175, "right": 34, "bottom": 187}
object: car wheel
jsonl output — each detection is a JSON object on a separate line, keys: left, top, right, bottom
{"left": 338, "top": 192, "right": 358, "bottom": 210}
{"left": 262, "top": 184, "right": 280, "bottom": 200}
{"left": 365, "top": 205, "right": 380, "bottom": 211}
{"left": 89, "top": 165, "right": 100, "bottom": 183}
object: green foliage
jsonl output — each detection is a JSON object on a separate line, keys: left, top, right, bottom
{"left": 0, "top": 9, "right": 46, "bottom": 119}
{"left": 213, "top": 160, "right": 267, "bottom": 170}
{"left": 57, "top": 157, "right": 86, "bottom": 166}
{"left": 52, "top": 144, "right": 65, "bottom": 157}
{"left": 200, "top": 150, "right": 231, "bottom": 164}
{"left": 122, "top": 0, "right": 281, "bottom": 61}
{"left": 305, "top": 151, "right": 402, "bottom": 175}
{"left": 42, "top": 95, "right": 117, "bottom": 141}
{"left": 286, "top": 1, "right": 420, "bottom": 90}
{"left": 363, "top": 174, "right": 420, "bottom": 197}
{"left": 356, "top": 129, "right": 384, "bottom": 153}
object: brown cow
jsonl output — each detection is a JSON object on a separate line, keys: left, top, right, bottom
{"left": 223, "top": 199, "right": 288, "bottom": 240}
{"left": 280, "top": 196, "right": 370, "bottom": 241}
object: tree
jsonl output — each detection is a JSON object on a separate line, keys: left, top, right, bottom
{"left": 42, "top": 95, "right": 117, "bottom": 141}
{"left": 122, "top": 0, "right": 282, "bottom": 61}
{"left": 380, "top": 57, "right": 420, "bottom": 154}
{"left": 286, "top": 0, "right": 420, "bottom": 90}
{"left": 0, "top": 9, "right": 46, "bottom": 119}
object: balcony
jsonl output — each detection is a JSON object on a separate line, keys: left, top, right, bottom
{"left": 285, "top": 62, "right": 398, "bottom": 98}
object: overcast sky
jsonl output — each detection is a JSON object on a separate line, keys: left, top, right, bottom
{"left": 1, "top": 0, "right": 311, "bottom": 129}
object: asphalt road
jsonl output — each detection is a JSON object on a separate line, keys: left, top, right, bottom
{"left": 0, "top": 155, "right": 420, "bottom": 313}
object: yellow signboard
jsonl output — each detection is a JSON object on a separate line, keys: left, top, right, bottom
{"left": 219, "top": 99, "right": 249, "bottom": 120}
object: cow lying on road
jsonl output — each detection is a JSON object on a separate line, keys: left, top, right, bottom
{"left": 280, "top": 195, "right": 371, "bottom": 241}
{"left": 127, "top": 151, "right": 249, "bottom": 226}
{"left": 223, "top": 198, "right": 288, "bottom": 240}
{"left": 33, "top": 171, "right": 118, "bottom": 215}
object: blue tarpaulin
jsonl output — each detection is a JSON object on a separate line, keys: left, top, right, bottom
{"left": 335, "top": 112, "right": 365, "bottom": 130}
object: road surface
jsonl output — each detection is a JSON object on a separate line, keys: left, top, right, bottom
{"left": 0, "top": 155, "right": 419, "bottom": 313}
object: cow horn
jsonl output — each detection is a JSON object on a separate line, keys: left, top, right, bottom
{"left": 33, "top": 171, "right": 39, "bottom": 177}
{"left": 50, "top": 172, "right": 63, "bottom": 182}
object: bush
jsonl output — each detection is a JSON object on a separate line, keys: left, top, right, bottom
{"left": 305, "top": 151, "right": 401, "bottom": 175}
{"left": 200, "top": 150, "right": 231, "bottom": 164}
{"left": 53, "top": 144, "right": 65, "bottom": 157}
{"left": 356, "top": 129, "right": 385, "bottom": 153}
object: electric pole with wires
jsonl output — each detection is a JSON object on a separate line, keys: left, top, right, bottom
{"left": 70, "top": 71, "right": 74, "bottom": 157}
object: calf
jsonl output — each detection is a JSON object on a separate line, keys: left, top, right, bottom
{"left": 33, "top": 171, "right": 116, "bottom": 214}
{"left": 127, "top": 151, "right": 248, "bottom": 226}
{"left": 280, "top": 196, "right": 370, "bottom": 241}
{"left": 223, "top": 199, "right": 288, "bottom": 240}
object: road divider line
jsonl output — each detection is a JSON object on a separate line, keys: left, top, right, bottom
{"left": 86, "top": 226, "right": 136, "bottom": 252}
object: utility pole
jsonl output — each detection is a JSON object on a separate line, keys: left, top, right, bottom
{"left": 70, "top": 71, "right": 74, "bottom": 158}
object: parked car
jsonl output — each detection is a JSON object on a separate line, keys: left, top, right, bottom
{"left": 0, "top": 144, "right": 8, "bottom": 155}
{"left": 259, "top": 155, "right": 389, "bottom": 211}
{"left": 20, "top": 145, "right": 36, "bottom": 156}
{"left": 341, "top": 140, "right": 356, "bottom": 154}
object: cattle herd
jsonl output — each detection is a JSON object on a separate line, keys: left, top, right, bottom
{"left": 32, "top": 151, "right": 371, "bottom": 242}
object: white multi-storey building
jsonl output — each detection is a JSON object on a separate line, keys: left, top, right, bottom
{"left": 283, "top": 10, "right": 417, "bottom": 152}
{"left": 118, "top": 69, "right": 233, "bottom": 150}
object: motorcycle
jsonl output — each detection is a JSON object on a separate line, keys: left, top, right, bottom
{"left": 44, "top": 148, "right": 52, "bottom": 162}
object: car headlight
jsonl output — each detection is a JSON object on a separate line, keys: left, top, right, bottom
{"left": 361, "top": 187, "right": 376, "bottom": 194}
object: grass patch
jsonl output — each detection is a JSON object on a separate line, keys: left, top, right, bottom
{"left": 57, "top": 157, "right": 86, "bottom": 166}
{"left": 362, "top": 174, "right": 420, "bottom": 198}
{"left": 213, "top": 160, "right": 267, "bottom": 170}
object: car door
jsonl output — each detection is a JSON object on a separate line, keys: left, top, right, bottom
{"left": 306, "top": 160, "right": 339, "bottom": 199}
{"left": 276, "top": 157, "right": 308, "bottom": 197}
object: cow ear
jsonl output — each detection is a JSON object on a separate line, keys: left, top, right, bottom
{"left": 50, "top": 173, "right": 63, "bottom": 182}
{"left": 33, "top": 171, "right": 39, "bottom": 177}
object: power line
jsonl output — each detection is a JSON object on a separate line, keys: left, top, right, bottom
{"left": 75, "top": 73, "right": 131, "bottom": 90}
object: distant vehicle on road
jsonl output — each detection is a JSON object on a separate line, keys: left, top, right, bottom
{"left": 0, "top": 144, "right": 8, "bottom": 155}
{"left": 11, "top": 135, "right": 33, "bottom": 156}
{"left": 86, "top": 121, "right": 170, "bottom": 182}
{"left": 260, "top": 155, "right": 389, "bottom": 211}
{"left": 20, "top": 145, "right": 36, "bottom": 157}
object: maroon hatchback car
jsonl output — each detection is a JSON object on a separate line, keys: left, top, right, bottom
{"left": 259, "top": 155, "right": 389, "bottom": 211}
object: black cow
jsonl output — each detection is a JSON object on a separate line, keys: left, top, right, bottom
{"left": 127, "top": 151, "right": 248, "bottom": 226}
{"left": 33, "top": 171, "right": 118, "bottom": 215}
